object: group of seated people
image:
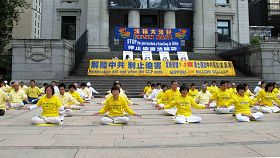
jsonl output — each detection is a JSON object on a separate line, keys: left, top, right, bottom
{"left": 0, "top": 80, "right": 99, "bottom": 125}
{"left": 1, "top": 79, "right": 280, "bottom": 126}
{"left": 142, "top": 80, "right": 280, "bottom": 124}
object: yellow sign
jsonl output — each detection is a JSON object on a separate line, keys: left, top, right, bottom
{"left": 88, "top": 60, "right": 236, "bottom": 76}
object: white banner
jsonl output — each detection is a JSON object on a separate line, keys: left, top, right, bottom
{"left": 159, "top": 52, "right": 170, "bottom": 61}
{"left": 142, "top": 51, "right": 153, "bottom": 60}
{"left": 177, "top": 51, "right": 189, "bottom": 61}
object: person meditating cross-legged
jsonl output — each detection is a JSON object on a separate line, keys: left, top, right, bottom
{"left": 93, "top": 86, "right": 141, "bottom": 125}
{"left": 27, "top": 85, "right": 68, "bottom": 125}
{"left": 156, "top": 84, "right": 205, "bottom": 124}
{"left": 226, "top": 84, "right": 263, "bottom": 122}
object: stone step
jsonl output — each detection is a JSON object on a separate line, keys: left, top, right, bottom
{"left": 60, "top": 76, "right": 261, "bottom": 98}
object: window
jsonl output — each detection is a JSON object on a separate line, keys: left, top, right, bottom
{"left": 35, "top": 20, "right": 36, "bottom": 26}
{"left": 35, "top": 28, "right": 36, "bottom": 34}
{"left": 217, "top": 20, "right": 231, "bottom": 39}
{"left": 61, "top": 16, "right": 76, "bottom": 40}
{"left": 216, "top": 0, "right": 229, "bottom": 4}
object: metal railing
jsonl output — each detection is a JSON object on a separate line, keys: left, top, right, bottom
{"left": 215, "top": 32, "right": 244, "bottom": 53}
{"left": 70, "top": 30, "right": 88, "bottom": 75}
{"left": 215, "top": 32, "right": 262, "bottom": 77}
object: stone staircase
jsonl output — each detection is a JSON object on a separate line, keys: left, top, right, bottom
{"left": 61, "top": 76, "right": 261, "bottom": 98}
{"left": 70, "top": 52, "right": 246, "bottom": 76}
{"left": 64, "top": 52, "right": 260, "bottom": 98}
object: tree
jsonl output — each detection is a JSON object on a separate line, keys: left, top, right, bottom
{"left": 0, "top": 0, "right": 29, "bottom": 54}
{"left": 0, "top": 0, "right": 29, "bottom": 80}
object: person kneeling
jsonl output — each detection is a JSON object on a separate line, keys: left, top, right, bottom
{"left": 156, "top": 84, "right": 205, "bottom": 124}
{"left": 93, "top": 86, "right": 141, "bottom": 125}
{"left": 26, "top": 85, "right": 66, "bottom": 125}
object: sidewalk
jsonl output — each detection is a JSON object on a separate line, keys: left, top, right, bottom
{"left": 0, "top": 98, "right": 280, "bottom": 158}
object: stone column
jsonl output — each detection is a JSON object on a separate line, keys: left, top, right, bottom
{"left": 87, "top": 0, "right": 110, "bottom": 52}
{"left": 128, "top": 10, "right": 140, "bottom": 28}
{"left": 193, "top": 0, "right": 204, "bottom": 53}
{"left": 99, "top": 0, "right": 110, "bottom": 50}
{"left": 237, "top": 0, "right": 250, "bottom": 44}
{"left": 164, "top": 11, "right": 176, "bottom": 29}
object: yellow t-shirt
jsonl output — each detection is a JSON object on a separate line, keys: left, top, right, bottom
{"left": 273, "top": 88, "right": 279, "bottom": 94}
{"left": 20, "top": 85, "right": 28, "bottom": 92}
{"left": 244, "top": 89, "right": 254, "bottom": 97}
{"left": 1, "top": 85, "right": 10, "bottom": 93}
{"left": 195, "top": 91, "right": 212, "bottom": 105}
{"left": 36, "top": 95, "right": 62, "bottom": 117}
{"left": 0, "top": 90, "right": 8, "bottom": 109}
{"left": 211, "top": 89, "right": 232, "bottom": 107}
{"left": 25, "top": 86, "right": 41, "bottom": 98}
{"left": 156, "top": 91, "right": 167, "bottom": 104}
{"left": 105, "top": 91, "right": 132, "bottom": 105}
{"left": 164, "top": 95, "right": 204, "bottom": 117}
{"left": 55, "top": 93, "right": 79, "bottom": 107}
{"left": 256, "top": 90, "right": 280, "bottom": 107}
{"left": 40, "top": 87, "right": 46, "bottom": 94}
{"left": 159, "top": 89, "right": 181, "bottom": 105}
{"left": 226, "top": 94, "right": 255, "bottom": 115}
{"left": 68, "top": 91, "right": 84, "bottom": 104}
{"left": 228, "top": 88, "right": 237, "bottom": 96}
{"left": 99, "top": 96, "right": 135, "bottom": 117}
{"left": 188, "top": 89, "right": 198, "bottom": 99}
{"left": 156, "top": 91, "right": 164, "bottom": 100}
{"left": 9, "top": 89, "right": 27, "bottom": 103}
{"left": 81, "top": 87, "right": 92, "bottom": 98}
{"left": 144, "top": 86, "right": 151, "bottom": 94}
{"left": 6, "top": 87, "right": 13, "bottom": 93}
{"left": 208, "top": 85, "right": 219, "bottom": 94}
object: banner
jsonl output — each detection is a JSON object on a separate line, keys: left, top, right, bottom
{"left": 109, "top": 0, "right": 194, "bottom": 11}
{"left": 88, "top": 60, "right": 236, "bottom": 76}
{"left": 124, "top": 39, "right": 181, "bottom": 52}
{"left": 115, "top": 27, "right": 190, "bottom": 40}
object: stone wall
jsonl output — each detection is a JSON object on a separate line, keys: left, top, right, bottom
{"left": 259, "top": 42, "right": 280, "bottom": 82}
{"left": 11, "top": 39, "right": 74, "bottom": 84}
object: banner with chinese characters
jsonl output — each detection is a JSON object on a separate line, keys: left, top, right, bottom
{"left": 124, "top": 39, "right": 181, "bottom": 52}
{"left": 115, "top": 27, "right": 191, "bottom": 40}
{"left": 88, "top": 60, "right": 236, "bottom": 76}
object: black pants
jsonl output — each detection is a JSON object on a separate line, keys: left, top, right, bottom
{"left": 0, "top": 109, "right": 5, "bottom": 116}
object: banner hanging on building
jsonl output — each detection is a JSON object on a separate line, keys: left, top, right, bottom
{"left": 124, "top": 39, "right": 181, "bottom": 52}
{"left": 115, "top": 27, "right": 191, "bottom": 40}
{"left": 88, "top": 60, "right": 236, "bottom": 76}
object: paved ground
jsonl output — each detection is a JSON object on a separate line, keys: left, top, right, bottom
{"left": 0, "top": 98, "right": 280, "bottom": 158}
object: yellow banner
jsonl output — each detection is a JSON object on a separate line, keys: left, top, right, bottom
{"left": 88, "top": 60, "right": 236, "bottom": 76}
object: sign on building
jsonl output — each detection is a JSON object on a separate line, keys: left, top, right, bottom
{"left": 142, "top": 51, "right": 153, "bottom": 60}
{"left": 177, "top": 51, "right": 189, "bottom": 61}
{"left": 159, "top": 52, "right": 170, "bottom": 61}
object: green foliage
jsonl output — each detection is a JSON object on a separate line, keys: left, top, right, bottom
{"left": 0, "top": 0, "right": 30, "bottom": 54}
{"left": 250, "top": 36, "right": 260, "bottom": 45}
